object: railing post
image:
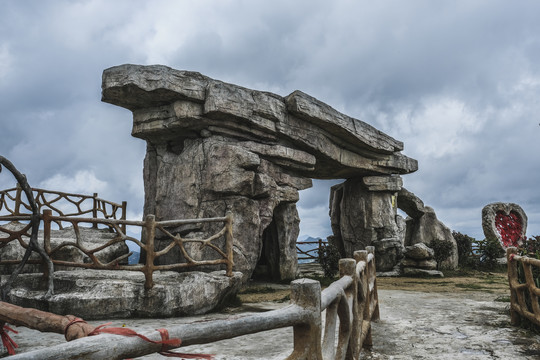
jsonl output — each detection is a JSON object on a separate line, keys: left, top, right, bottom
{"left": 336, "top": 258, "right": 355, "bottom": 360}
{"left": 14, "top": 183, "right": 23, "bottom": 215}
{"left": 507, "top": 247, "right": 521, "bottom": 326}
{"left": 225, "top": 211, "right": 234, "bottom": 277}
{"left": 352, "top": 250, "right": 369, "bottom": 355}
{"left": 286, "top": 278, "right": 322, "bottom": 360}
{"left": 366, "top": 245, "right": 379, "bottom": 321}
{"left": 143, "top": 215, "right": 156, "bottom": 290}
{"left": 43, "top": 209, "right": 53, "bottom": 255}
{"left": 92, "top": 193, "right": 98, "bottom": 229}
{"left": 121, "top": 201, "right": 127, "bottom": 233}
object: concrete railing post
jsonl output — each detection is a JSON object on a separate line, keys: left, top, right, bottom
{"left": 92, "top": 193, "right": 98, "bottom": 229}
{"left": 143, "top": 215, "right": 156, "bottom": 290}
{"left": 225, "top": 211, "right": 234, "bottom": 276}
{"left": 287, "top": 279, "right": 322, "bottom": 360}
{"left": 14, "top": 183, "right": 23, "bottom": 215}
{"left": 366, "top": 245, "right": 379, "bottom": 321}
{"left": 42, "top": 209, "right": 53, "bottom": 254}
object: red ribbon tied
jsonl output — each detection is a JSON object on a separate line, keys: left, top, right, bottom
{"left": 1, "top": 325, "right": 19, "bottom": 355}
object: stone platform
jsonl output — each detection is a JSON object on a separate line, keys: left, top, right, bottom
{"left": 3, "top": 269, "right": 242, "bottom": 320}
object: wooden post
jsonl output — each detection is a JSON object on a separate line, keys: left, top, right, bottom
{"left": 43, "top": 210, "right": 53, "bottom": 254}
{"left": 286, "top": 279, "right": 322, "bottom": 360}
{"left": 352, "top": 250, "right": 369, "bottom": 354}
{"left": 366, "top": 245, "right": 380, "bottom": 321}
{"left": 336, "top": 258, "right": 355, "bottom": 360}
{"left": 225, "top": 211, "right": 234, "bottom": 277}
{"left": 0, "top": 301, "right": 95, "bottom": 342}
{"left": 121, "top": 201, "right": 127, "bottom": 233}
{"left": 14, "top": 183, "right": 22, "bottom": 215}
{"left": 143, "top": 215, "right": 156, "bottom": 290}
{"left": 92, "top": 193, "right": 98, "bottom": 229}
{"left": 507, "top": 247, "right": 520, "bottom": 326}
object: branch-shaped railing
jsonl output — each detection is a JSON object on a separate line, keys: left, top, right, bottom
{"left": 0, "top": 186, "right": 127, "bottom": 231}
{"left": 1, "top": 209, "right": 234, "bottom": 291}
{"left": 296, "top": 238, "right": 327, "bottom": 262}
{"left": 9, "top": 248, "right": 379, "bottom": 360}
{"left": 507, "top": 247, "right": 540, "bottom": 326}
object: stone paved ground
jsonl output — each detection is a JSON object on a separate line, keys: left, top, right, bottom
{"left": 6, "top": 289, "right": 540, "bottom": 359}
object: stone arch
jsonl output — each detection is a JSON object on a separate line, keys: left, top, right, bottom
{"left": 102, "top": 64, "right": 418, "bottom": 281}
{"left": 254, "top": 202, "right": 299, "bottom": 281}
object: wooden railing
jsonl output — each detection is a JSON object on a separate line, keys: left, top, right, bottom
{"left": 0, "top": 187, "right": 234, "bottom": 291}
{"left": 507, "top": 247, "right": 540, "bottom": 326}
{"left": 10, "top": 248, "right": 379, "bottom": 360}
{"left": 0, "top": 186, "right": 127, "bottom": 231}
{"left": 296, "top": 238, "right": 327, "bottom": 262}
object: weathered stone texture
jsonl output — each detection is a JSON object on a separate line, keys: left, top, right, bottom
{"left": 330, "top": 178, "right": 404, "bottom": 272}
{"left": 482, "top": 202, "right": 527, "bottom": 248}
{"left": 6, "top": 270, "right": 242, "bottom": 319}
{"left": 398, "top": 188, "right": 458, "bottom": 270}
{"left": 102, "top": 64, "right": 418, "bottom": 281}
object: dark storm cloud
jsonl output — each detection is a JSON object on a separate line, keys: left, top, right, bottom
{"left": 1, "top": 0, "right": 539, "bottom": 241}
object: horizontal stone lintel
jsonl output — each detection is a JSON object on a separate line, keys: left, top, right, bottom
{"left": 102, "top": 64, "right": 418, "bottom": 176}
{"left": 363, "top": 175, "right": 403, "bottom": 192}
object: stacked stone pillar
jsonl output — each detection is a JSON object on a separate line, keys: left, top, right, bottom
{"left": 329, "top": 175, "right": 405, "bottom": 272}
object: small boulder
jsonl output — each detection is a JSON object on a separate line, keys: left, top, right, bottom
{"left": 404, "top": 243, "right": 434, "bottom": 260}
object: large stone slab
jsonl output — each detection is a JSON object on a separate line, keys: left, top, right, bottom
{"left": 102, "top": 64, "right": 418, "bottom": 179}
{"left": 4, "top": 270, "right": 242, "bottom": 319}
{"left": 101, "top": 64, "right": 418, "bottom": 282}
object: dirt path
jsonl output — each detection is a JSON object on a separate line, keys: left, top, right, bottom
{"left": 5, "top": 273, "right": 540, "bottom": 359}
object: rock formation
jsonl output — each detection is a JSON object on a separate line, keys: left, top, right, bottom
{"left": 397, "top": 188, "right": 458, "bottom": 270}
{"left": 102, "top": 64, "right": 418, "bottom": 281}
{"left": 329, "top": 176, "right": 404, "bottom": 272}
{"left": 482, "top": 202, "right": 527, "bottom": 249}
{"left": 401, "top": 243, "right": 442, "bottom": 277}
{"left": 6, "top": 270, "right": 242, "bottom": 319}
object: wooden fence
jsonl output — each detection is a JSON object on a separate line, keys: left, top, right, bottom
{"left": 9, "top": 247, "right": 379, "bottom": 360}
{"left": 0, "top": 186, "right": 127, "bottom": 230}
{"left": 506, "top": 247, "right": 540, "bottom": 326}
{"left": 297, "top": 238, "right": 327, "bottom": 262}
{"left": 0, "top": 188, "right": 234, "bottom": 291}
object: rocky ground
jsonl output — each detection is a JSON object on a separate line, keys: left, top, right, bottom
{"left": 4, "top": 268, "right": 540, "bottom": 359}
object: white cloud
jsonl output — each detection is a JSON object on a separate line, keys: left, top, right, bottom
{"left": 39, "top": 170, "right": 107, "bottom": 195}
{"left": 297, "top": 205, "right": 333, "bottom": 240}
{"left": 2, "top": 0, "right": 540, "bottom": 242}
{"left": 0, "top": 43, "right": 12, "bottom": 84}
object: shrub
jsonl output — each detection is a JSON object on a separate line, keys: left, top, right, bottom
{"left": 318, "top": 241, "right": 341, "bottom": 278}
{"left": 476, "top": 237, "right": 505, "bottom": 270}
{"left": 453, "top": 231, "right": 475, "bottom": 267}
{"left": 431, "top": 238, "right": 453, "bottom": 270}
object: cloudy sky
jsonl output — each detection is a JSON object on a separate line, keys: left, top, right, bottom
{"left": 1, "top": 0, "right": 539, "bottom": 241}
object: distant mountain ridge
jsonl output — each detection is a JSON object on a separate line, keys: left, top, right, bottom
{"left": 297, "top": 235, "right": 327, "bottom": 263}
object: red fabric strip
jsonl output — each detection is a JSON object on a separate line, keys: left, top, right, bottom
{"left": 1, "top": 325, "right": 19, "bottom": 355}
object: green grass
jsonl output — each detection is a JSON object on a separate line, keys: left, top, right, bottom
{"left": 455, "top": 283, "right": 486, "bottom": 290}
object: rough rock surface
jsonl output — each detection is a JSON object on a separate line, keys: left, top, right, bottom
{"left": 329, "top": 177, "right": 404, "bottom": 272}
{"left": 4, "top": 270, "right": 242, "bottom": 319}
{"left": 102, "top": 64, "right": 418, "bottom": 281}
{"left": 398, "top": 188, "right": 458, "bottom": 270}
{"left": 403, "top": 243, "right": 434, "bottom": 260}
{"left": 482, "top": 202, "right": 527, "bottom": 248}
{"left": 400, "top": 243, "right": 442, "bottom": 276}
{"left": 0, "top": 223, "right": 129, "bottom": 274}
